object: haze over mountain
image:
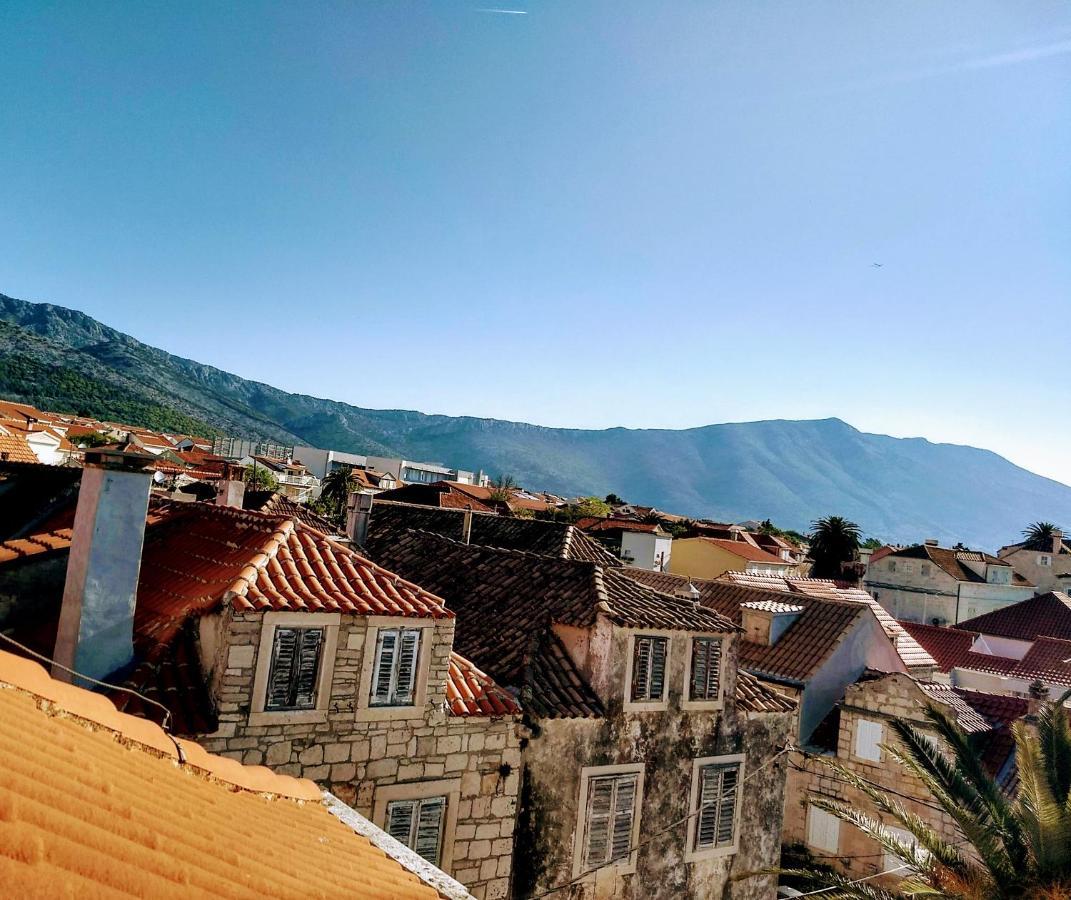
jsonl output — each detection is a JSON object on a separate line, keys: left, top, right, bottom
{"left": 2, "top": 291, "right": 1068, "bottom": 551}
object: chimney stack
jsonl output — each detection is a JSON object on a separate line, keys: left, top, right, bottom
{"left": 462, "top": 507, "right": 474, "bottom": 544}
{"left": 1054, "top": 529, "right": 1064, "bottom": 555}
{"left": 216, "top": 461, "right": 247, "bottom": 508}
{"left": 347, "top": 491, "right": 374, "bottom": 547}
{"left": 53, "top": 442, "right": 155, "bottom": 685}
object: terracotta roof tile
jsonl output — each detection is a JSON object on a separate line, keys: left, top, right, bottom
{"left": 682, "top": 537, "right": 789, "bottom": 566}
{"left": 243, "top": 490, "right": 339, "bottom": 534}
{"left": 736, "top": 670, "right": 797, "bottom": 714}
{"left": 888, "top": 544, "right": 1032, "bottom": 586}
{"left": 372, "top": 483, "right": 497, "bottom": 513}
{"left": 446, "top": 653, "right": 522, "bottom": 717}
{"left": 0, "top": 428, "right": 40, "bottom": 464}
{"left": 0, "top": 649, "right": 446, "bottom": 899}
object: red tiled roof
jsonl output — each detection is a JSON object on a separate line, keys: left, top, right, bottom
{"left": 446, "top": 653, "right": 522, "bottom": 717}
{"left": 886, "top": 544, "right": 1033, "bottom": 586}
{"left": 899, "top": 622, "right": 977, "bottom": 673}
{"left": 243, "top": 490, "right": 339, "bottom": 534}
{"left": 736, "top": 670, "right": 797, "bottom": 714}
{"left": 582, "top": 518, "right": 664, "bottom": 535}
{"left": 957, "top": 592, "right": 1071, "bottom": 642}
{"left": 0, "top": 427, "right": 40, "bottom": 464}
{"left": 372, "top": 482, "right": 496, "bottom": 513}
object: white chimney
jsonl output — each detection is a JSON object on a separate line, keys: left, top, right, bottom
{"left": 215, "top": 461, "right": 247, "bottom": 508}
{"left": 347, "top": 491, "right": 374, "bottom": 546}
{"left": 1054, "top": 529, "right": 1064, "bottom": 555}
{"left": 53, "top": 444, "right": 155, "bottom": 685}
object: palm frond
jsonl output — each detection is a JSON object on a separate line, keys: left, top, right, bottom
{"left": 1014, "top": 721, "right": 1071, "bottom": 881}
{"left": 770, "top": 867, "right": 903, "bottom": 899}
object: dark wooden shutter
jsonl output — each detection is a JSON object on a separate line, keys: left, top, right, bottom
{"left": 648, "top": 638, "right": 667, "bottom": 700}
{"left": 413, "top": 797, "right": 446, "bottom": 865}
{"left": 631, "top": 638, "right": 652, "bottom": 701}
{"left": 372, "top": 629, "right": 398, "bottom": 705}
{"left": 266, "top": 627, "right": 299, "bottom": 710}
{"left": 691, "top": 638, "right": 722, "bottom": 701}
{"left": 386, "top": 799, "right": 416, "bottom": 846}
{"left": 394, "top": 630, "right": 421, "bottom": 704}
{"left": 266, "top": 627, "right": 323, "bottom": 710}
{"left": 716, "top": 765, "right": 738, "bottom": 846}
{"left": 292, "top": 628, "right": 323, "bottom": 709}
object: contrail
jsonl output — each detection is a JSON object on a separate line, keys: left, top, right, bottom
{"left": 954, "top": 38, "right": 1071, "bottom": 71}
{"left": 475, "top": 8, "right": 528, "bottom": 14}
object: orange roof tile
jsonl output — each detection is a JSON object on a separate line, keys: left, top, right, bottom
{"left": 0, "top": 649, "right": 444, "bottom": 899}
{"left": 0, "top": 428, "right": 39, "bottom": 464}
{"left": 446, "top": 652, "right": 522, "bottom": 717}
{"left": 686, "top": 537, "right": 791, "bottom": 565}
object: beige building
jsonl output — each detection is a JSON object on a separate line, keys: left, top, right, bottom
{"left": 669, "top": 536, "right": 798, "bottom": 581}
{"left": 998, "top": 529, "right": 1071, "bottom": 594}
{"left": 863, "top": 541, "right": 1034, "bottom": 625}
{"left": 785, "top": 672, "right": 1026, "bottom": 885}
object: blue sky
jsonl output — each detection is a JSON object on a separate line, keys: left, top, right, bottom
{"left": 2, "top": 1, "right": 1069, "bottom": 481}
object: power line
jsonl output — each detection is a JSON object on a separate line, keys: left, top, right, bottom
{"left": 0, "top": 630, "right": 186, "bottom": 764}
{"left": 529, "top": 743, "right": 797, "bottom": 899}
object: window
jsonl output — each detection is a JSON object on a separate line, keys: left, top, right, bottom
{"left": 888, "top": 560, "right": 897, "bottom": 572}
{"left": 689, "top": 638, "right": 722, "bottom": 701}
{"left": 265, "top": 627, "right": 324, "bottom": 711}
{"left": 854, "top": 718, "right": 883, "bottom": 762}
{"left": 883, "top": 825, "right": 928, "bottom": 872}
{"left": 581, "top": 773, "right": 639, "bottom": 871}
{"left": 386, "top": 796, "right": 447, "bottom": 866}
{"left": 920, "top": 563, "right": 930, "bottom": 576}
{"left": 370, "top": 628, "right": 421, "bottom": 706}
{"left": 630, "top": 636, "right": 668, "bottom": 702}
{"left": 1040, "top": 554, "right": 1052, "bottom": 567}
{"left": 807, "top": 805, "right": 841, "bottom": 854}
{"left": 694, "top": 762, "right": 740, "bottom": 852}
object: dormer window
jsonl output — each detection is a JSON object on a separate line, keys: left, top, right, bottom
{"left": 630, "top": 636, "right": 667, "bottom": 703}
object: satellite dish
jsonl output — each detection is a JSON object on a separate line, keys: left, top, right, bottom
{"left": 153, "top": 470, "right": 166, "bottom": 484}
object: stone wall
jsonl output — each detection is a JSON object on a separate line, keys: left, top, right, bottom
{"left": 783, "top": 674, "right": 960, "bottom": 884}
{"left": 514, "top": 623, "right": 793, "bottom": 899}
{"left": 198, "top": 606, "right": 521, "bottom": 900}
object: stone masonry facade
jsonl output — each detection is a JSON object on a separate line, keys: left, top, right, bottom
{"left": 197, "top": 606, "right": 522, "bottom": 900}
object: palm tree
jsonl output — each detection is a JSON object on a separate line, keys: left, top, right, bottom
{"left": 779, "top": 693, "right": 1071, "bottom": 898}
{"left": 1022, "top": 521, "right": 1062, "bottom": 551}
{"left": 319, "top": 466, "right": 355, "bottom": 516}
{"left": 807, "top": 515, "right": 861, "bottom": 579}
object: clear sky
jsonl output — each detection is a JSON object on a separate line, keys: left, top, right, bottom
{"left": 2, "top": 2, "right": 1069, "bottom": 481}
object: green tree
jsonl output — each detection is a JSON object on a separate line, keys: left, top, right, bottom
{"left": 573, "top": 496, "right": 611, "bottom": 519}
{"left": 244, "top": 464, "right": 278, "bottom": 491}
{"left": 605, "top": 493, "right": 625, "bottom": 506}
{"left": 778, "top": 692, "right": 1071, "bottom": 898}
{"left": 319, "top": 466, "right": 355, "bottom": 516}
{"left": 488, "top": 474, "right": 517, "bottom": 504}
{"left": 807, "top": 515, "right": 861, "bottom": 579}
{"left": 862, "top": 536, "right": 884, "bottom": 550}
{"left": 1022, "top": 521, "right": 1062, "bottom": 551}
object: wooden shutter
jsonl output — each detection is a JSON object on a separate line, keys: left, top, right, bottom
{"left": 386, "top": 799, "right": 416, "bottom": 846}
{"left": 648, "top": 638, "right": 667, "bottom": 700}
{"left": 854, "top": 719, "right": 883, "bottom": 761}
{"left": 609, "top": 775, "right": 637, "bottom": 863}
{"left": 413, "top": 797, "right": 446, "bottom": 866}
{"left": 691, "top": 638, "right": 722, "bottom": 701}
{"left": 696, "top": 764, "right": 739, "bottom": 850}
{"left": 583, "top": 776, "right": 616, "bottom": 868}
{"left": 807, "top": 805, "right": 840, "bottom": 854}
{"left": 631, "top": 638, "right": 652, "bottom": 701}
{"left": 584, "top": 774, "right": 637, "bottom": 869}
{"left": 394, "top": 629, "right": 421, "bottom": 704}
{"left": 371, "top": 629, "right": 398, "bottom": 705}
{"left": 266, "top": 627, "right": 299, "bottom": 710}
{"left": 292, "top": 628, "right": 323, "bottom": 709}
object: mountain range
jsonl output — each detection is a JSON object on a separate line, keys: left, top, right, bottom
{"left": 1, "top": 291, "right": 1068, "bottom": 550}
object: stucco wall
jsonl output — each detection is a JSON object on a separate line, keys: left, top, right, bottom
{"left": 513, "top": 624, "right": 793, "bottom": 899}
{"left": 199, "top": 607, "right": 521, "bottom": 900}
{"left": 1000, "top": 546, "right": 1071, "bottom": 594}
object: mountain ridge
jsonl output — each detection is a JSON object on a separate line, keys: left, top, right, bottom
{"left": 1, "top": 291, "right": 1068, "bottom": 550}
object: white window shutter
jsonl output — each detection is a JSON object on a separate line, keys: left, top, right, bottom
{"left": 609, "top": 775, "right": 637, "bottom": 863}
{"left": 394, "top": 630, "right": 421, "bottom": 704}
{"left": 855, "top": 719, "right": 884, "bottom": 762}
{"left": 807, "top": 805, "right": 841, "bottom": 854}
{"left": 695, "top": 763, "right": 739, "bottom": 850}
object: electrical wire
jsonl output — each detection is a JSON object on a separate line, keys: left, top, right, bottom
{"left": 528, "top": 743, "right": 797, "bottom": 899}
{"left": 790, "top": 862, "right": 909, "bottom": 896}
{"left": 0, "top": 630, "right": 186, "bottom": 764}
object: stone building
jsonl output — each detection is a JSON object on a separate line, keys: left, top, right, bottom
{"left": 784, "top": 671, "right": 1027, "bottom": 885}
{"left": 364, "top": 507, "right": 798, "bottom": 900}
{"left": 863, "top": 541, "right": 1034, "bottom": 625}
{"left": 998, "top": 529, "right": 1071, "bottom": 594}
{"left": 0, "top": 461, "right": 522, "bottom": 900}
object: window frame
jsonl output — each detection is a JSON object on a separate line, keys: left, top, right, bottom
{"left": 373, "top": 778, "right": 461, "bottom": 874}
{"left": 623, "top": 632, "right": 671, "bottom": 711}
{"left": 264, "top": 624, "right": 325, "bottom": 711}
{"left": 571, "top": 763, "right": 645, "bottom": 878}
{"left": 686, "top": 754, "right": 744, "bottom": 861}
{"left": 369, "top": 626, "right": 423, "bottom": 707}
{"left": 248, "top": 611, "right": 340, "bottom": 726}
{"left": 682, "top": 635, "right": 726, "bottom": 711}
{"left": 356, "top": 616, "right": 437, "bottom": 721}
